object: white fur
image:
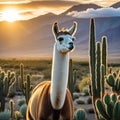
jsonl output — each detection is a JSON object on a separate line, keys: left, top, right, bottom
{"left": 56, "top": 34, "right": 74, "bottom": 53}
{"left": 50, "top": 34, "right": 74, "bottom": 110}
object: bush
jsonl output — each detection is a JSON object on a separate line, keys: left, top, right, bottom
{"left": 73, "top": 93, "right": 79, "bottom": 100}
{"left": 83, "top": 87, "right": 89, "bottom": 96}
{"left": 76, "top": 98, "right": 85, "bottom": 104}
{"left": 0, "top": 109, "right": 10, "bottom": 120}
{"left": 19, "top": 104, "right": 27, "bottom": 118}
{"left": 79, "top": 76, "right": 89, "bottom": 91}
{"left": 14, "top": 111, "right": 23, "bottom": 120}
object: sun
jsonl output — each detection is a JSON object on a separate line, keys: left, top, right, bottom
{"left": 2, "top": 9, "right": 20, "bottom": 23}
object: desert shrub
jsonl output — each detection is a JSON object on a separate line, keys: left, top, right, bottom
{"left": 79, "top": 76, "right": 89, "bottom": 92}
{"left": 14, "top": 111, "right": 23, "bottom": 120}
{"left": 83, "top": 86, "right": 89, "bottom": 96}
{"left": 74, "top": 84, "right": 80, "bottom": 92}
{"left": 18, "top": 98, "right": 26, "bottom": 107}
{"left": 76, "top": 98, "right": 85, "bottom": 104}
{"left": 42, "top": 68, "right": 51, "bottom": 79}
{"left": 0, "top": 109, "right": 10, "bottom": 120}
{"left": 19, "top": 104, "right": 27, "bottom": 118}
{"left": 86, "top": 96, "right": 92, "bottom": 104}
{"left": 73, "top": 93, "right": 79, "bottom": 100}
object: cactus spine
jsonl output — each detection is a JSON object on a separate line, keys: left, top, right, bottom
{"left": 68, "top": 59, "right": 77, "bottom": 98}
{"left": 0, "top": 70, "right": 15, "bottom": 111}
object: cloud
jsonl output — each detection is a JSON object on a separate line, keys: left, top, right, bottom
{"left": 0, "top": 0, "right": 78, "bottom": 9}
{"left": 67, "top": 7, "right": 120, "bottom": 18}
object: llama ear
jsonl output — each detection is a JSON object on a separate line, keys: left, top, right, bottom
{"left": 68, "top": 21, "right": 77, "bottom": 36}
{"left": 52, "top": 22, "right": 59, "bottom": 37}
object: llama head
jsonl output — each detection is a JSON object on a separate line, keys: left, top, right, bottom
{"left": 52, "top": 22, "right": 77, "bottom": 53}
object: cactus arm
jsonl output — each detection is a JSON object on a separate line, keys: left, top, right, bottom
{"left": 101, "top": 65, "right": 105, "bottom": 98}
{"left": 96, "top": 42, "right": 101, "bottom": 97}
{"left": 113, "top": 101, "right": 120, "bottom": 120}
{"left": 102, "top": 36, "right": 107, "bottom": 75}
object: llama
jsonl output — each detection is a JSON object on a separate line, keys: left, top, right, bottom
{"left": 26, "top": 21, "right": 77, "bottom": 120}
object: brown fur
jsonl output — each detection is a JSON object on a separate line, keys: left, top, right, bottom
{"left": 26, "top": 81, "right": 73, "bottom": 120}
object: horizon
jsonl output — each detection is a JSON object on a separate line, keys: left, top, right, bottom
{"left": 0, "top": 1, "right": 120, "bottom": 61}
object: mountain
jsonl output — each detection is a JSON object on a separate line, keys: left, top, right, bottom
{"left": 111, "top": 2, "right": 120, "bottom": 8}
{"left": 0, "top": 4, "right": 120, "bottom": 60}
{"left": 62, "top": 3, "right": 101, "bottom": 15}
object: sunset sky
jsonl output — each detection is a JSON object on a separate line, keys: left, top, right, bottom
{"left": 0, "top": 0, "right": 119, "bottom": 22}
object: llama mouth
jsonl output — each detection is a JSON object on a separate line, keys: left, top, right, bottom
{"left": 68, "top": 45, "right": 74, "bottom": 50}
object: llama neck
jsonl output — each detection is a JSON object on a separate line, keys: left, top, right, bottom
{"left": 50, "top": 43, "right": 69, "bottom": 110}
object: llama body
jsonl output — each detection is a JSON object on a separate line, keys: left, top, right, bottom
{"left": 26, "top": 22, "right": 77, "bottom": 120}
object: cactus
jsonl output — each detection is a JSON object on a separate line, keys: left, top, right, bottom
{"left": 0, "top": 70, "right": 15, "bottom": 111}
{"left": 95, "top": 93, "right": 120, "bottom": 120}
{"left": 19, "top": 104, "right": 27, "bottom": 118}
{"left": 89, "top": 18, "right": 107, "bottom": 119}
{"left": 68, "top": 59, "right": 77, "bottom": 98}
{"left": 19, "top": 63, "right": 24, "bottom": 89}
{"left": 106, "top": 69, "right": 120, "bottom": 94}
{"left": 73, "top": 108, "right": 87, "bottom": 120}
{"left": 102, "top": 36, "right": 107, "bottom": 75}
{"left": 9, "top": 100, "right": 14, "bottom": 119}
{"left": 19, "top": 64, "right": 32, "bottom": 104}
{"left": 23, "top": 74, "right": 32, "bottom": 104}
{"left": 0, "top": 109, "right": 10, "bottom": 120}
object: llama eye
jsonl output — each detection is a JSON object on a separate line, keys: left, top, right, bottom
{"left": 58, "top": 37, "right": 64, "bottom": 42}
{"left": 72, "top": 37, "right": 75, "bottom": 41}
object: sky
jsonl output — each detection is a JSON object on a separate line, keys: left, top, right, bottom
{"left": 0, "top": 0, "right": 120, "bottom": 21}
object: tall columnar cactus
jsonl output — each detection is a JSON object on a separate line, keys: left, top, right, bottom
{"left": 19, "top": 64, "right": 32, "bottom": 104}
{"left": 23, "top": 74, "right": 32, "bottom": 104}
{"left": 89, "top": 19, "right": 107, "bottom": 99}
{"left": 89, "top": 18, "right": 107, "bottom": 119}
{"left": 95, "top": 93, "right": 120, "bottom": 120}
{"left": 68, "top": 59, "right": 77, "bottom": 98}
{"left": 20, "top": 63, "right": 24, "bottom": 89}
{"left": 0, "top": 70, "right": 15, "bottom": 111}
{"left": 102, "top": 36, "right": 107, "bottom": 75}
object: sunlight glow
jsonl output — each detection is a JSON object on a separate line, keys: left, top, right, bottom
{"left": 2, "top": 9, "right": 20, "bottom": 22}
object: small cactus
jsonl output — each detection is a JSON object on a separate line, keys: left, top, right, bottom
{"left": 9, "top": 100, "right": 14, "bottom": 119}
{"left": 106, "top": 69, "right": 120, "bottom": 94}
{"left": 0, "top": 109, "right": 10, "bottom": 120}
{"left": 95, "top": 93, "right": 120, "bottom": 120}
{"left": 73, "top": 108, "right": 87, "bottom": 120}
{"left": 0, "top": 70, "right": 15, "bottom": 111}
{"left": 19, "top": 104, "right": 27, "bottom": 118}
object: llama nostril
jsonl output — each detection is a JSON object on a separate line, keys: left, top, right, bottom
{"left": 69, "top": 42, "right": 73, "bottom": 45}
{"left": 69, "top": 42, "right": 74, "bottom": 50}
